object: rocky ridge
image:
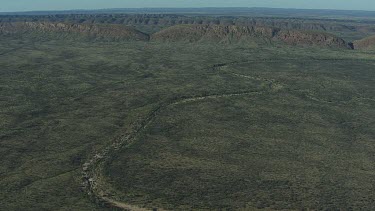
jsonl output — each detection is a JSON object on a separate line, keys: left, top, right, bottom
{"left": 2, "top": 14, "right": 374, "bottom": 35}
{"left": 0, "top": 22, "right": 355, "bottom": 49}
{"left": 150, "top": 25, "right": 278, "bottom": 42}
{"left": 151, "top": 24, "right": 353, "bottom": 49}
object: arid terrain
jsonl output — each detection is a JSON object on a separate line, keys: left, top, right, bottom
{"left": 1, "top": 8, "right": 375, "bottom": 210}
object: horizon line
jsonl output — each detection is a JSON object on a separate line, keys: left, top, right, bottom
{"left": 1, "top": 7, "right": 375, "bottom": 14}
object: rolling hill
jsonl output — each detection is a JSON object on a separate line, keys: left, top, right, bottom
{"left": 354, "top": 35, "right": 375, "bottom": 49}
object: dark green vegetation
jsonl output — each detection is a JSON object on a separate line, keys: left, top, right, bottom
{"left": 1, "top": 11, "right": 375, "bottom": 210}
{"left": 105, "top": 57, "right": 375, "bottom": 210}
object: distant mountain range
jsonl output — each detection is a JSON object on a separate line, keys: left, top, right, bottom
{"left": 1, "top": 7, "right": 375, "bottom": 19}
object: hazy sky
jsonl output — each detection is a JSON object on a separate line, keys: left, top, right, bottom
{"left": 0, "top": 0, "right": 375, "bottom": 12}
